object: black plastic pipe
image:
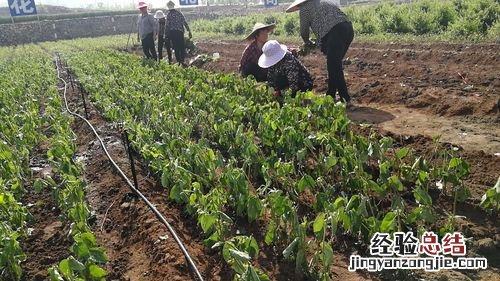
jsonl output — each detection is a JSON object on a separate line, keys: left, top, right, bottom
{"left": 55, "top": 55, "right": 204, "bottom": 281}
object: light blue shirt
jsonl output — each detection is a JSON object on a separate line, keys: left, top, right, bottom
{"left": 137, "top": 14, "right": 158, "bottom": 39}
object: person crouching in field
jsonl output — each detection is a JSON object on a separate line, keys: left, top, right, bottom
{"left": 137, "top": 2, "right": 158, "bottom": 60}
{"left": 165, "top": 0, "right": 192, "bottom": 67}
{"left": 154, "top": 10, "right": 167, "bottom": 62}
{"left": 258, "top": 40, "right": 313, "bottom": 98}
{"left": 239, "top": 23, "right": 276, "bottom": 82}
{"left": 286, "top": 0, "right": 353, "bottom": 107}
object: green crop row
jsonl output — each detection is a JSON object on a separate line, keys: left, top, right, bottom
{"left": 42, "top": 110, "right": 109, "bottom": 281}
{"left": 0, "top": 44, "right": 108, "bottom": 280}
{"left": 0, "top": 48, "right": 56, "bottom": 280}
{"left": 190, "top": 0, "right": 500, "bottom": 41}
{"left": 61, "top": 46, "right": 476, "bottom": 279}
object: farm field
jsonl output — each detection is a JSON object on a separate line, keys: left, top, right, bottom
{"left": 0, "top": 0, "right": 499, "bottom": 281}
{"left": 2, "top": 39, "right": 496, "bottom": 281}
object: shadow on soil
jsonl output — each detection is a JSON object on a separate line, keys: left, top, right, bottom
{"left": 347, "top": 106, "right": 396, "bottom": 124}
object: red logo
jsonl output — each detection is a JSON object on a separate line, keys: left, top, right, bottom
{"left": 419, "top": 232, "right": 442, "bottom": 256}
{"left": 442, "top": 232, "right": 466, "bottom": 256}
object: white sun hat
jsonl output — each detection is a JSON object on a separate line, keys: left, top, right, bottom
{"left": 258, "top": 40, "right": 288, "bottom": 69}
{"left": 154, "top": 10, "right": 166, "bottom": 18}
{"left": 286, "top": 0, "right": 312, "bottom": 13}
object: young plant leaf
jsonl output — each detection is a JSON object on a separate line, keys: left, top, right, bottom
{"left": 380, "top": 211, "right": 396, "bottom": 233}
{"left": 89, "top": 248, "right": 108, "bottom": 263}
{"left": 313, "top": 213, "right": 326, "bottom": 234}
{"left": 67, "top": 256, "right": 85, "bottom": 271}
{"left": 247, "top": 195, "right": 263, "bottom": 223}
{"left": 321, "top": 241, "right": 334, "bottom": 267}
{"left": 265, "top": 221, "right": 276, "bottom": 245}
{"left": 229, "top": 248, "right": 251, "bottom": 263}
{"left": 199, "top": 213, "right": 217, "bottom": 233}
{"left": 58, "top": 259, "right": 72, "bottom": 279}
{"left": 413, "top": 187, "right": 432, "bottom": 206}
{"left": 88, "top": 264, "right": 107, "bottom": 278}
{"left": 396, "top": 147, "right": 410, "bottom": 159}
{"left": 297, "top": 175, "right": 315, "bottom": 192}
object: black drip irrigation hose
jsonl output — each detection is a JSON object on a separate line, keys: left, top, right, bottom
{"left": 54, "top": 55, "right": 205, "bottom": 281}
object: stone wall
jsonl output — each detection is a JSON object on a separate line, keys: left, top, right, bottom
{"left": 0, "top": 12, "right": 220, "bottom": 46}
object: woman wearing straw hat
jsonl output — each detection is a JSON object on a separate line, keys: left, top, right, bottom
{"left": 165, "top": 0, "right": 192, "bottom": 66}
{"left": 154, "top": 10, "right": 170, "bottom": 62}
{"left": 137, "top": 1, "right": 158, "bottom": 60}
{"left": 286, "top": 0, "right": 353, "bottom": 107}
{"left": 238, "top": 22, "right": 275, "bottom": 82}
{"left": 258, "top": 40, "right": 313, "bottom": 97}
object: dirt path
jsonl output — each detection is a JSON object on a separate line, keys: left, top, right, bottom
{"left": 21, "top": 143, "right": 72, "bottom": 281}
{"left": 195, "top": 40, "right": 499, "bottom": 157}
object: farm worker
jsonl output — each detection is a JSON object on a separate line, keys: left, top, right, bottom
{"left": 258, "top": 40, "right": 313, "bottom": 97}
{"left": 154, "top": 10, "right": 170, "bottom": 63}
{"left": 286, "top": 0, "right": 354, "bottom": 107}
{"left": 137, "top": 2, "right": 158, "bottom": 60}
{"left": 238, "top": 22, "right": 276, "bottom": 82}
{"left": 165, "top": 0, "right": 193, "bottom": 66}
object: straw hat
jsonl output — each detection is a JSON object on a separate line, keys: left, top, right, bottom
{"left": 258, "top": 40, "right": 288, "bottom": 68}
{"left": 245, "top": 22, "right": 276, "bottom": 41}
{"left": 137, "top": 1, "right": 148, "bottom": 9}
{"left": 167, "top": 0, "right": 175, "bottom": 9}
{"left": 154, "top": 10, "right": 166, "bottom": 18}
{"left": 286, "top": 0, "right": 312, "bottom": 13}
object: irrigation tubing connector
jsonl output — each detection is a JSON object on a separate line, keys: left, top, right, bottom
{"left": 122, "top": 130, "right": 139, "bottom": 190}
{"left": 54, "top": 55, "right": 205, "bottom": 281}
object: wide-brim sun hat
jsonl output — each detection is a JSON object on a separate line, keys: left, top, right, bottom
{"left": 286, "top": 0, "right": 312, "bottom": 13}
{"left": 167, "top": 0, "right": 175, "bottom": 9}
{"left": 154, "top": 10, "right": 166, "bottom": 18}
{"left": 258, "top": 40, "right": 288, "bottom": 68}
{"left": 137, "top": 1, "right": 148, "bottom": 9}
{"left": 245, "top": 22, "right": 276, "bottom": 41}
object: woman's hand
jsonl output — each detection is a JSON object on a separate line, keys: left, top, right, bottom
{"left": 299, "top": 40, "right": 317, "bottom": 56}
{"left": 289, "top": 48, "right": 299, "bottom": 57}
{"left": 304, "top": 39, "right": 316, "bottom": 48}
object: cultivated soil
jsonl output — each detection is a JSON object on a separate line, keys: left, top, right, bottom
{"left": 21, "top": 142, "right": 72, "bottom": 281}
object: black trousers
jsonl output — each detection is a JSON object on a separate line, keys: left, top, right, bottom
{"left": 164, "top": 36, "right": 173, "bottom": 63}
{"left": 158, "top": 35, "right": 164, "bottom": 61}
{"left": 167, "top": 30, "right": 185, "bottom": 65}
{"left": 321, "top": 21, "right": 354, "bottom": 102}
{"left": 141, "top": 32, "right": 157, "bottom": 60}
